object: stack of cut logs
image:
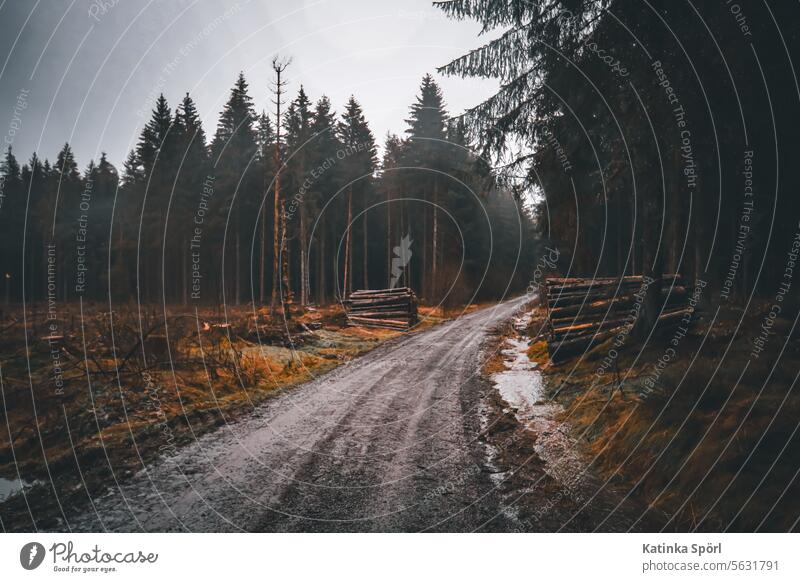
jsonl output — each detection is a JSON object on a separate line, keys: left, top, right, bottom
{"left": 345, "top": 288, "right": 418, "bottom": 331}
{"left": 543, "top": 274, "right": 694, "bottom": 362}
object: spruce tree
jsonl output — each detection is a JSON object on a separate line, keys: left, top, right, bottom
{"left": 284, "top": 86, "right": 314, "bottom": 304}
{"left": 405, "top": 74, "right": 447, "bottom": 162}
{"left": 55, "top": 142, "right": 81, "bottom": 186}
{"left": 211, "top": 73, "right": 257, "bottom": 165}
{"left": 379, "top": 133, "right": 406, "bottom": 287}
{"left": 403, "top": 75, "right": 448, "bottom": 298}
{"left": 135, "top": 94, "right": 177, "bottom": 301}
{"left": 211, "top": 73, "right": 259, "bottom": 304}
{"left": 137, "top": 94, "right": 175, "bottom": 178}
{"left": 337, "top": 96, "right": 377, "bottom": 294}
{"left": 0, "top": 147, "right": 22, "bottom": 302}
{"left": 307, "top": 96, "right": 341, "bottom": 303}
{"left": 256, "top": 111, "right": 276, "bottom": 302}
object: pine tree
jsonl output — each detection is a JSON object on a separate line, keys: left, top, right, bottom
{"left": 256, "top": 111, "right": 276, "bottom": 302}
{"left": 2, "top": 145, "right": 21, "bottom": 183}
{"left": 405, "top": 74, "right": 447, "bottom": 156}
{"left": 0, "top": 147, "right": 22, "bottom": 302}
{"left": 172, "top": 93, "right": 209, "bottom": 303}
{"left": 211, "top": 73, "right": 256, "bottom": 165}
{"left": 380, "top": 133, "right": 405, "bottom": 287}
{"left": 337, "top": 96, "right": 377, "bottom": 294}
{"left": 24, "top": 152, "right": 50, "bottom": 300}
{"left": 121, "top": 149, "right": 143, "bottom": 186}
{"left": 212, "top": 73, "right": 259, "bottom": 304}
{"left": 283, "top": 86, "right": 314, "bottom": 305}
{"left": 135, "top": 94, "right": 177, "bottom": 301}
{"left": 307, "top": 96, "right": 341, "bottom": 304}
{"left": 55, "top": 142, "right": 81, "bottom": 186}
{"left": 175, "top": 93, "right": 208, "bottom": 174}
{"left": 137, "top": 94, "right": 175, "bottom": 177}
{"left": 404, "top": 75, "right": 448, "bottom": 298}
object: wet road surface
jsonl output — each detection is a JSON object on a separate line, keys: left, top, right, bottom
{"left": 69, "top": 297, "right": 532, "bottom": 532}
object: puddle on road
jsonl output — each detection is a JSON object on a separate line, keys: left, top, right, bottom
{"left": 0, "top": 476, "right": 37, "bottom": 503}
{"left": 490, "top": 312, "right": 588, "bottom": 499}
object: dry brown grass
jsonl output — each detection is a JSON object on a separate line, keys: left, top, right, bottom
{"left": 539, "top": 301, "right": 800, "bottom": 531}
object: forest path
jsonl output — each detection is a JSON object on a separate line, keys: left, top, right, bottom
{"left": 67, "top": 295, "right": 636, "bottom": 532}
{"left": 67, "top": 297, "right": 527, "bottom": 531}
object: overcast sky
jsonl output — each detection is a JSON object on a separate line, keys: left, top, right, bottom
{"left": 0, "top": 0, "right": 499, "bottom": 170}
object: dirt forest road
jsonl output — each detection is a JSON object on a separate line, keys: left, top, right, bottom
{"left": 63, "top": 297, "right": 539, "bottom": 532}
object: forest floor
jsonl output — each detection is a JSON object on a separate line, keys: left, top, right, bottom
{"left": 4, "top": 297, "right": 537, "bottom": 532}
{"left": 0, "top": 300, "right": 479, "bottom": 530}
{"left": 2, "top": 296, "right": 653, "bottom": 532}
{"left": 522, "top": 301, "right": 800, "bottom": 532}
{"left": 4, "top": 296, "right": 796, "bottom": 532}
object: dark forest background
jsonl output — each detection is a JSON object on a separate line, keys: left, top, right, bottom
{"left": 0, "top": 73, "right": 536, "bottom": 309}
{"left": 2, "top": 0, "right": 800, "bottom": 317}
{"left": 435, "top": 0, "right": 800, "bottom": 316}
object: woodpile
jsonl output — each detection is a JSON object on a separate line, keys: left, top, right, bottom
{"left": 542, "top": 274, "right": 695, "bottom": 362}
{"left": 345, "top": 287, "right": 418, "bottom": 331}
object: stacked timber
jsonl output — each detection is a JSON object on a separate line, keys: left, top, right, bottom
{"left": 345, "top": 288, "right": 418, "bottom": 331}
{"left": 543, "top": 274, "right": 695, "bottom": 362}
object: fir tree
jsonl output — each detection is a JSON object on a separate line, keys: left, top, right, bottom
{"left": 283, "top": 86, "right": 314, "bottom": 305}
{"left": 55, "top": 142, "right": 81, "bottom": 185}
{"left": 403, "top": 75, "right": 449, "bottom": 298}
{"left": 404, "top": 74, "right": 447, "bottom": 165}
{"left": 307, "top": 96, "right": 341, "bottom": 303}
{"left": 137, "top": 94, "right": 175, "bottom": 177}
{"left": 211, "top": 73, "right": 259, "bottom": 304}
{"left": 211, "top": 73, "right": 257, "bottom": 164}
{"left": 337, "top": 96, "right": 377, "bottom": 294}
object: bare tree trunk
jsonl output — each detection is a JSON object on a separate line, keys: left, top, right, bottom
{"left": 363, "top": 207, "right": 368, "bottom": 289}
{"left": 260, "top": 201, "right": 267, "bottom": 303}
{"left": 235, "top": 219, "right": 241, "bottom": 304}
{"left": 300, "top": 205, "right": 307, "bottom": 306}
{"left": 317, "top": 222, "right": 326, "bottom": 305}
{"left": 271, "top": 172, "right": 281, "bottom": 314}
{"left": 422, "top": 204, "right": 428, "bottom": 298}
{"left": 432, "top": 178, "right": 438, "bottom": 299}
{"left": 668, "top": 147, "right": 681, "bottom": 274}
{"left": 386, "top": 189, "right": 392, "bottom": 287}
{"left": 634, "top": 182, "right": 664, "bottom": 340}
{"left": 281, "top": 208, "right": 291, "bottom": 318}
{"left": 343, "top": 186, "right": 353, "bottom": 297}
{"left": 616, "top": 197, "right": 623, "bottom": 275}
{"left": 182, "top": 235, "right": 187, "bottom": 305}
{"left": 270, "top": 56, "right": 290, "bottom": 317}
{"left": 401, "top": 198, "right": 409, "bottom": 290}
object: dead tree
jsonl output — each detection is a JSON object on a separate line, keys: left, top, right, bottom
{"left": 270, "top": 55, "right": 292, "bottom": 317}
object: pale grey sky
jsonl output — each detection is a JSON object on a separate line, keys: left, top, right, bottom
{"left": 0, "top": 0, "right": 499, "bottom": 169}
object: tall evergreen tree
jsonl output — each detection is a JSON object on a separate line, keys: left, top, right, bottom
{"left": 283, "top": 86, "right": 314, "bottom": 305}
{"left": 55, "top": 142, "right": 81, "bottom": 185}
{"left": 211, "top": 73, "right": 259, "bottom": 304}
{"left": 307, "top": 96, "right": 341, "bottom": 303}
{"left": 337, "top": 96, "right": 377, "bottom": 294}
{"left": 0, "top": 147, "right": 22, "bottom": 302}
{"left": 172, "top": 93, "right": 209, "bottom": 303}
{"left": 211, "top": 73, "right": 257, "bottom": 164}
{"left": 403, "top": 75, "right": 448, "bottom": 298}
{"left": 256, "top": 110, "right": 276, "bottom": 303}
{"left": 135, "top": 94, "right": 178, "bottom": 301}
{"left": 379, "top": 133, "right": 406, "bottom": 287}
{"left": 137, "top": 94, "right": 175, "bottom": 179}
